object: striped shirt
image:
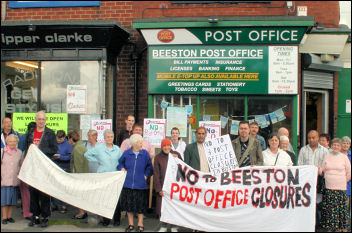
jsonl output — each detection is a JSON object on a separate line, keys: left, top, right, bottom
{"left": 298, "top": 144, "right": 328, "bottom": 166}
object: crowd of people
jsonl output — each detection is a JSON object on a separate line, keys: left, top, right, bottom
{"left": 1, "top": 111, "right": 351, "bottom": 232}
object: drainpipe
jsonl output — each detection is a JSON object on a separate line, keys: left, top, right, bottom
{"left": 2, "top": 1, "right": 7, "bottom": 21}
{"left": 129, "top": 42, "right": 147, "bottom": 123}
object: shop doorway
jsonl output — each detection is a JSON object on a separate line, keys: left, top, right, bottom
{"left": 302, "top": 89, "right": 329, "bottom": 145}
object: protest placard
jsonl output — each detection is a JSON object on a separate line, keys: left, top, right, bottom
{"left": 143, "top": 118, "right": 166, "bottom": 147}
{"left": 199, "top": 121, "right": 221, "bottom": 141}
{"left": 66, "top": 85, "right": 87, "bottom": 113}
{"left": 203, "top": 134, "right": 238, "bottom": 176}
{"left": 91, "top": 119, "right": 112, "bottom": 143}
{"left": 161, "top": 156, "right": 317, "bottom": 232}
{"left": 13, "top": 112, "right": 68, "bottom": 134}
{"left": 18, "top": 145, "right": 126, "bottom": 219}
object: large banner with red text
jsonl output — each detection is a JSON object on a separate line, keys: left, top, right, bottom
{"left": 160, "top": 155, "right": 317, "bottom": 232}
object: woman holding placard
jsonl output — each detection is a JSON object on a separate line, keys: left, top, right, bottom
{"left": 117, "top": 134, "right": 153, "bottom": 232}
{"left": 263, "top": 134, "right": 293, "bottom": 166}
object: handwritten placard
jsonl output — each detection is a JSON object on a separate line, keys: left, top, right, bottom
{"left": 203, "top": 134, "right": 238, "bottom": 176}
{"left": 91, "top": 119, "right": 112, "bottom": 143}
{"left": 199, "top": 121, "right": 221, "bottom": 141}
{"left": 143, "top": 118, "right": 166, "bottom": 147}
{"left": 67, "top": 85, "right": 87, "bottom": 113}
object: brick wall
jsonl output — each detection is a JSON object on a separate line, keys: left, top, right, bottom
{"left": 2, "top": 1, "right": 341, "bottom": 130}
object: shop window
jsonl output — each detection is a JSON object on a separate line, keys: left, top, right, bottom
{"left": 199, "top": 96, "right": 244, "bottom": 140}
{"left": 1, "top": 61, "right": 39, "bottom": 119}
{"left": 154, "top": 95, "right": 197, "bottom": 145}
{"left": 40, "top": 61, "right": 103, "bottom": 133}
{"left": 247, "top": 97, "right": 293, "bottom": 143}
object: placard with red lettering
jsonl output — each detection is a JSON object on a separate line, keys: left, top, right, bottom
{"left": 199, "top": 121, "right": 221, "bottom": 141}
{"left": 66, "top": 85, "right": 87, "bottom": 113}
{"left": 161, "top": 156, "right": 317, "bottom": 232}
{"left": 91, "top": 119, "right": 112, "bottom": 143}
{"left": 143, "top": 118, "right": 166, "bottom": 147}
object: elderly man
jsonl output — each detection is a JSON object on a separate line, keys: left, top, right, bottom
{"left": 1, "top": 117, "right": 20, "bottom": 149}
{"left": 278, "top": 127, "right": 294, "bottom": 153}
{"left": 298, "top": 130, "right": 328, "bottom": 231}
{"left": 184, "top": 126, "right": 209, "bottom": 172}
{"left": 232, "top": 121, "right": 263, "bottom": 167}
{"left": 26, "top": 111, "right": 57, "bottom": 228}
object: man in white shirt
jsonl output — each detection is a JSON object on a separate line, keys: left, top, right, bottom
{"left": 297, "top": 130, "right": 328, "bottom": 231}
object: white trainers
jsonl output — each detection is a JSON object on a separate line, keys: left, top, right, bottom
{"left": 158, "top": 227, "right": 168, "bottom": 232}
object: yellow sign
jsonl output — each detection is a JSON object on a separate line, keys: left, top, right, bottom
{"left": 12, "top": 113, "right": 68, "bottom": 135}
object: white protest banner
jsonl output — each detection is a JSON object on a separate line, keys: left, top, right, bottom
{"left": 18, "top": 145, "right": 126, "bottom": 219}
{"left": 91, "top": 119, "right": 112, "bottom": 143}
{"left": 143, "top": 118, "right": 166, "bottom": 147}
{"left": 199, "top": 121, "right": 221, "bottom": 141}
{"left": 203, "top": 134, "right": 238, "bottom": 176}
{"left": 161, "top": 156, "right": 317, "bottom": 232}
{"left": 67, "top": 85, "right": 87, "bottom": 113}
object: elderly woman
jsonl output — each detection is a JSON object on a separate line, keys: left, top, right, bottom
{"left": 263, "top": 134, "right": 293, "bottom": 166}
{"left": 85, "top": 129, "right": 99, "bottom": 173}
{"left": 279, "top": 136, "right": 297, "bottom": 165}
{"left": 117, "top": 134, "right": 153, "bottom": 232}
{"left": 341, "top": 136, "right": 351, "bottom": 224}
{"left": 170, "top": 127, "right": 187, "bottom": 160}
{"left": 319, "top": 138, "right": 351, "bottom": 232}
{"left": 68, "top": 130, "right": 89, "bottom": 220}
{"left": 84, "top": 129, "right": 122, "bottom": 226}
{"left": 154, "top": 138, "right": 181, "bottom": 232}
{"left": 1, "top": 134, "right": 23, "bottom": 224}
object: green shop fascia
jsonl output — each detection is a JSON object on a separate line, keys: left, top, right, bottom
{"left": 133, "top": 16, "right": 315, "bottom": 153}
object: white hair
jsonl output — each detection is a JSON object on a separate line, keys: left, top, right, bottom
{"left": 5, "top": 134, "right": 19, "bottom": 144}
{"left": 341, "top": 136, "right": 351, "bottom": 144}
{"left": 280, "top": 136, "right": 289, "bottom": 142}
{"left": 129, "top": 134, "right": 143, "bottom": 147}
{"left": 103, "top": 129, "right": 114, "bottom": 138}
{"left": 35, "top": 110, "right": 46, "bottom": 119}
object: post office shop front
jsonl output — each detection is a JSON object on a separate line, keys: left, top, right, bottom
{"left": 134, "top": 16, "right": 314, "bottom": 153}
{"left": 1, "top": 20, "right": 129, "bottom": 135}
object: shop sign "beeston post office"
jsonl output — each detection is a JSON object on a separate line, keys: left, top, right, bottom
{"left": 148, "top": 45, "right": 298, "bottom": 95}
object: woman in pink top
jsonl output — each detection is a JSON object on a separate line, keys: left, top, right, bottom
{"left": 1, "top": 134, "right": 23, "bottom": 225}
{"left": 319, "top": 138, "right": 351, "bottom": 232}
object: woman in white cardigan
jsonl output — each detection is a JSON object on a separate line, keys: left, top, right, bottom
{"left": 263, "top": 134, "right": 293, "bottom": 166}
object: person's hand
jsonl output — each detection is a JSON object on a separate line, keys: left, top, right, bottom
{"left": 53, "top": 154, "right": 60, "bottom": 160}
{"left": 121, "top": 168, "right": 126, "bottom": 172}
{"left": 159, "top": 191, "right": 164, "bottom": 197}
{"left": 172, "top": 153, "right": 178, "bottom": 158}
{"left": 145, "top": 176, "right": 147, "bottom": 180}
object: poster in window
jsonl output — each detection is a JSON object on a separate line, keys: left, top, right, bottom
{"left": 67, "top": 85, "right": 87, "bottom": 114}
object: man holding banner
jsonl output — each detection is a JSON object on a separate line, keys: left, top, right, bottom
{"left": 25, "top": 111, "right": 58, "bottom": 228}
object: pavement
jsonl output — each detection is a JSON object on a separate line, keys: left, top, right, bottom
{"left": 1, "top": 203, "right": 173, "bottom": 232}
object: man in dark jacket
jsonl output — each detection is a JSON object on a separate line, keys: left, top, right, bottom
{"left": 184, "top": 126, "right": 209, "bottom": 172}
{"left": 116, "top": 115, "right": 135, "bottom": 146}
{"left": 26, "top": 111, "right": 58, "bottom": 228}
{"left": 232, "top": 121, "right": 263, "bottom": 167}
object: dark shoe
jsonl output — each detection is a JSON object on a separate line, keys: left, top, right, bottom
{"left": 28, "top": 216, "right": 40, "bottom": 227}
{"left": 125, "top": 225, "right": 134, "bottom": 232}
{"left": 2, "top": 219, "right": 7, "bottom": 224}
{"left": 72, "top": 213, "right": 87, "bottom": 220}
{"left": 102, "top": 221, "right": 109, "bottom": 227}
{"left": 41, "top": 218, "right": 49, "bottom": 228}
{"left": 113, "top": 220, "right": 120, "bottom": 226}
{"left": 7, "top": 218, "right": 15, "bottom": 223}
{"left": 137, "top": 226, "right": 144, "bottom": 232}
